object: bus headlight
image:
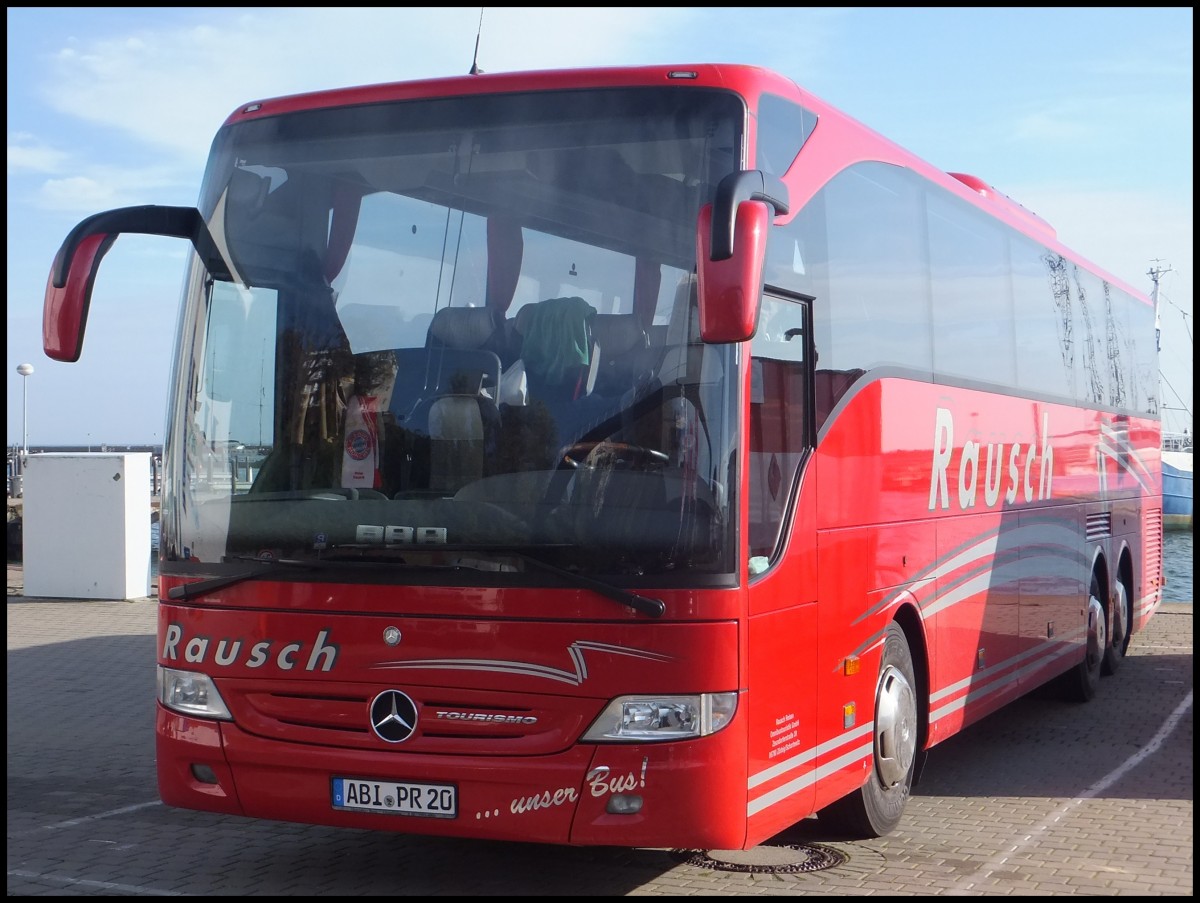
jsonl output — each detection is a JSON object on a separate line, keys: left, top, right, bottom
{"left": 582, "top": 692, "right": 737, "bottom": 742}
{"left": 157, "top": 666, "right": 232, "bottom": 720}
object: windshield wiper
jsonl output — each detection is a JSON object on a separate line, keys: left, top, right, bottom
{"left": 510, "top": 553, "right": 666, "bottom": 619}
{"left": 168, "top": 548, "right": 667, "bottom": 618}
{"left": 165, "top": 557, "right": 333, "bottom": 601}
{"left": 320, "top": 544, "right": 666, "bottom": 617}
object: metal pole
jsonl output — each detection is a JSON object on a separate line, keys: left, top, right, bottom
{"left": 16, "top": 363, "right": 34, "bottom": 461}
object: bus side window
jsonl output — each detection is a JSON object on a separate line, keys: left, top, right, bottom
{"left": 748, "top": 296, "right": 811, "bottom": 567}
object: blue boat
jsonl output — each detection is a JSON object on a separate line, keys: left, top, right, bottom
{"left": 1162, "top": 432, "right": 1192, "bottom": 531}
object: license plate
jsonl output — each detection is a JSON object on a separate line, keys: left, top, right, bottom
{"left": 332, "top": 777, "right": 457, "bottom": 818}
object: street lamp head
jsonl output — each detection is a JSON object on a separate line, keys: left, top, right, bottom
{"left": 17, "top": 363, "right": 34, "bottom": 377}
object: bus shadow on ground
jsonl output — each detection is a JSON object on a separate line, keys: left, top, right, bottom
{"left": 907, "top": 647, "right": 1192, "bottom": 804}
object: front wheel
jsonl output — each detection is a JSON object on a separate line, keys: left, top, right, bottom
{"left": 818, "top": 621, "right": 919, "bottom": 838}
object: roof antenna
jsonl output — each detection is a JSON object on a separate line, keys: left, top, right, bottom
{"left": 469, "top": 8, "right": 485, "bottom": 75}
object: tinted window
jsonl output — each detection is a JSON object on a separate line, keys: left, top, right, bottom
{"left": 816, "top": 164, "right": 934, "bottom": 377}
{"left": 1013, "top": 243, "right": 1072, "bottom": 398}
{"left": 927, "top": 192, "right": 1015, "bottom": 386}
{"left": 769, "top": 162, "right": 1153, "bottom": 419}
{"left": 1072, "top": 263, "right": 1109, "bottom": 406}
{"left": 756, "top": 93, "right": 817, "bottom": 177}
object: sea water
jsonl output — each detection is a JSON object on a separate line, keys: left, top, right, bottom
{"left": 1162, "top": 529, "right": 1193, "bottom": 604}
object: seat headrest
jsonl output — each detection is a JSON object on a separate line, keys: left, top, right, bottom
{"left": 590, "top": 314, "right": 647, "bottom": 356}
{"left": 428, "top": 306, "right": 497, "bottom": 350}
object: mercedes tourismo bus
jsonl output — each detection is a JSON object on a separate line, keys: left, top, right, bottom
{"left": 43, "top": 64, "right": 1163, "bottom": 851}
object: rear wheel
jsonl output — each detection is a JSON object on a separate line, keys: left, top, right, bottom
{"left": 1057, "top": 575, "right": 1105, "bottom": 702}
{"left": 1102, "top": 578, "right": 1132, "bottom": 676}
{"left": 819, "top": 622, "right": 918, "bottom": 838}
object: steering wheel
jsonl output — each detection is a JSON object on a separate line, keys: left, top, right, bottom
{"left": 559, "top": 441, "right": 669, "bottom": 470}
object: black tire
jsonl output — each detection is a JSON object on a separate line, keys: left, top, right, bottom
{"left": 1057, "top": 574, "right": 1105, "bottom": 702}
{"left": 818, "top": 622, "right": 918, "bottom": 838}
{"left": 1101, "top": 577, "right": 1132, "bottom": 677}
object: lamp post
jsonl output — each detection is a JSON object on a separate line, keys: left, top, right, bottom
{"left": 16, "top": 363, "right": 34, "bottom": 461}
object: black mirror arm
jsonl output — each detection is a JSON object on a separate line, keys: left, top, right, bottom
{"left": 709, "top": 171, "right": 790, "bottom": 261}
{"left": 51, "top": 206, "right": 212, "bottom": 289}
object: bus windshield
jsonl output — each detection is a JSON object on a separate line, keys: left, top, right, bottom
{"left": 166, "top": 86, "right": 745, "bottom": 580}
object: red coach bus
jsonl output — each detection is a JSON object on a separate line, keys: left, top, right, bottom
{"left": 43, "top": 63, "right": 1163, "bottom": 850}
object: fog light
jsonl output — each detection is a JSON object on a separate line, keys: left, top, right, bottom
{"left": 606, "top": 794, "right": 643, "bottom": 814}
{"left": 191, "top": 764, "right": 218, "bottom": 784}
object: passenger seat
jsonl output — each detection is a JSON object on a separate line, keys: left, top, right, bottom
{"left": 589, "top": 313, "right": 651, "bottom": 397}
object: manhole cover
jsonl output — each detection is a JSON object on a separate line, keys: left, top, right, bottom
{"left": 672, "top": 842, "right": 848, "bottom": 874}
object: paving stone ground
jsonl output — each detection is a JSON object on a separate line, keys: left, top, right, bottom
{"left": 7, "top": 563, "right": 1192, "bottom": 896}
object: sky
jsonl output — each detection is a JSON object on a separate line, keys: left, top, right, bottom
{"left": 6, "top": 7, "right": 1194, "bottom": 447}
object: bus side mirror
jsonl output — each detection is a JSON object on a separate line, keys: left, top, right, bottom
{"left": 43, "top": 206, "right": 207, "bottom": 362}
{"left": 44, "top": 231, "right": 117, "bottom": 363}
{"left": 695, "top": 170, "right": 788, "bottom": 344}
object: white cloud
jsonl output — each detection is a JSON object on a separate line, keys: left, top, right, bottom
{"left": 35, "top": 162, "right": 193, "bottom": 213}
{"left": 7, "top": 137, "right": 69, "bottom": 174}
{"left": 35, "top": 8, "right": 692, "bottom": 169}
{"left": 37, "top": 175, "right": 120, "bottom": 211}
